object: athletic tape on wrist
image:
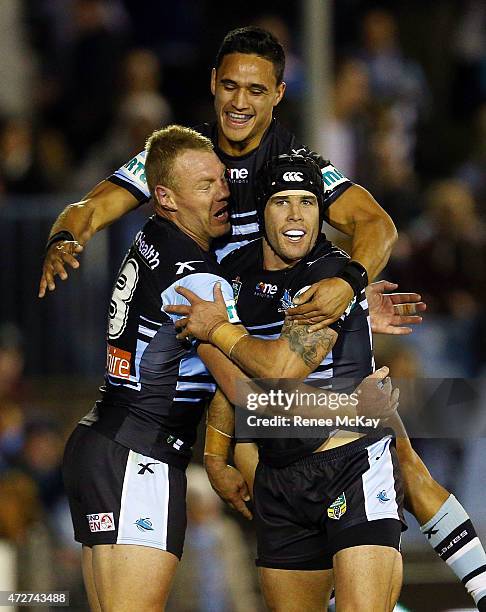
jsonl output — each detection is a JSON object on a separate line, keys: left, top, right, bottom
{"left": 205, "top": 423, "right": 232, "bottom": 458}
{"left": 210, "top": 322, "right": 248, "bottom": 358}
{"left": 46, "top": 230, "right": 76, "bottom": 253}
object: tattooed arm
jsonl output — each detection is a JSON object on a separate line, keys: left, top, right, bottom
{"left": 228, "top": 319, "right": 338, "bottom": 379}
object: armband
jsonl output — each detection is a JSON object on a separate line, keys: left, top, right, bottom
{"left": 335, "top": 260, "right": 368, "bottom": 296}
{"left": 46, "top": 230, "right": 75, "bottom": 253}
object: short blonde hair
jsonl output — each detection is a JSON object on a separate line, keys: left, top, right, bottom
{"left": 145, "top": 125, "right": 214, "bottom": 197}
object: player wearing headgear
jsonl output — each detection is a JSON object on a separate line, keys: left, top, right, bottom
{"left": 170, "top": 153, "right": 486, "bottom": 611}
{"left": 168, "top": 153, "right": 405, "bottom": 611}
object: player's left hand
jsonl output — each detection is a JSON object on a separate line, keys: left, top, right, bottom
{"left": 285, "top": 277, "right": 354, "bottom": 332}
{"left": 367, "top": 280, "right": 426, "bottom": 335}
{"left": 204, "top": 455, "right": 252, "bottom": 520}
{"left": 166, "top": 282, "right": 229, "bottom": 341}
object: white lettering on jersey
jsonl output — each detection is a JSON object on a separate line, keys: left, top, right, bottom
{"left": 175, "top": 261, "right": 204, "bottom": 275}
{"left": 112, "top": 150, "right": 150, "bottom": 200}
{"left": 227, "top": 167, "right": 249, "bottom": 181}
{"left": 135, "top": 231, "right": 160, "bottom": 269}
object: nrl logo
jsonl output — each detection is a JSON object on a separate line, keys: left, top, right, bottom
{"left": 327, "top": 493, "right": 347, "bottom": 520}
{"left": 232, "top": 277, "right": 242, "bottom": 304}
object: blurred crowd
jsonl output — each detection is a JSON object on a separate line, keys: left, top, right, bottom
{"left": 0, "top": 1, "right": 486, "bottom": 608}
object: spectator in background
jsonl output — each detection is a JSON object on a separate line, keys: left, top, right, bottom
{"left": 74, "top": 47, "right": 173, "bottom": 269}
{"left": 0, "top": 117, "right": 70, "bottom": 195}
{"left": 408, "top": 179, "right": 486, "bottom": 317}
{"left": 388, "top": 178, "right": 486, "bottom": 376}
{"left": 53, "top": 0, "right": 129, "bottom": 162}
{"left": 167, "top": 465, "right": 260, "bottom": 612}
{"left": 74, "top": 48, "right": 172, "bottom": 192}
{"left": 0, "top": 323, "right": 41, "bottom": 544}
{"left": 356, "top": 8, "right": 429, "bottom": 223}
{"left": 457, "top": 103, "right": 486, "bottom": 204}
{"left": 318, "top": 58, "right": 372, "bottom": 183}
{"left": 0, "top": 0, "right": 37, "bottom": 118}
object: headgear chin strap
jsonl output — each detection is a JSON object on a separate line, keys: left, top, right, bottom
{"left": 255, "top": 154, "right": 325, "bottom": 234}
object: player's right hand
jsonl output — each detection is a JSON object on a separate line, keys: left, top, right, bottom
{"left": 204, "top": 455, "right": 253, "bottom": 520}
{"left": 38, "top": 240, "right": 84, "bottom": 298}
{"left": 355, "top": 366, "right": 400, "bottom": 421}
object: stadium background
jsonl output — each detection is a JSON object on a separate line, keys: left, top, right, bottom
{"left": 0, "top": 0, "right": 485, "bottom": 610}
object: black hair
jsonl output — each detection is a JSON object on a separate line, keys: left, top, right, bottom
{"left": 215, "top": 26, "right": 285, "bottom": 85}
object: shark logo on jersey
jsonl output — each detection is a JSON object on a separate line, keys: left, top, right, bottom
{"left": 175, "top": 261, "right": 204, "bottom": 275}
{"left": 278, "top": 289, "right": 293, "bottom": 312}
{"left": 377, "top": 490, "right": 391, "bottom": 504}
{"left": 135, "top": 518, "right": 154, "bottom": 532}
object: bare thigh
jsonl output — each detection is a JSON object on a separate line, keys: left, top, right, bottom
{"left": 86, "top": 543, "right": 178, "bottom": 612}
{"left": 333, "top": 545, "right": 402, "bottom": 612}
{"left": 259, "top": 567, "right": 334, "bottom": 612}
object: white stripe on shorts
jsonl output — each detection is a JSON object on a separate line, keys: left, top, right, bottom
{"left": 117, "top": 451, "right": 170, "bottom": 550}
{"left": 362, "top": 436, "right": 400, "bottom": 522}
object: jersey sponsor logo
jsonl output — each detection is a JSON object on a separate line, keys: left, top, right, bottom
{"left": 255, "top": 281, "right": 278, "bottom": 298}
{"left": 175, "top": 261, "right": 204, "bottom": 275}
{"left": 137, "top": 462, "right": 160, "bottom": 475}
{"left": 135, "top": 518, "right": 154, "bottom": 532}
{"left": 376, "top": 490, "right": 391, "bottom": 503}
{"left": 87, "top": 513, "right": 115, "bottom": 532}
{"left": 321, "top": 165, "right": 348, "bottom": 190}
{"left": 106, "top": 344, "right": 132, "bottom": 379}
{"left": 282, "top": 171, "right": 304, "bottom": 182}
{"left": 124, "top": 156, "right": 147, "bottom": 184}
{"left": 227, "top": 167, "right": 249, "bottom": 182}
{"left": 135, "top": 231, "right": 160, "bottom": 269}
{"left": 327, "top": 493, "right": 347, "bottom": 520}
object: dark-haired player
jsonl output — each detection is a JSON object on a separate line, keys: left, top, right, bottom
{"left": 169, "top": 154, "right": 405, "bottom": 610}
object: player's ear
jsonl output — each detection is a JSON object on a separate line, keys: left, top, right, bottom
{"left": 154, "top": 185, "right": 177, "bottom": 213}
{"left": 210, "top": 68, "right": 217, "bottom": 96}
{"left": 273, "top": 81, "right": 286, "bottom": 107}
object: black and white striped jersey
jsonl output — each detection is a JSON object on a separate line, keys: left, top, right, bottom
{"left": 108, "top": 119, "right": 352, "bottom": 261}
{"left": 80, "top": 215, "right": 238, "bottom": 469}
{"left": 221, "top": 236, "right": 373, "bottom": 467}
